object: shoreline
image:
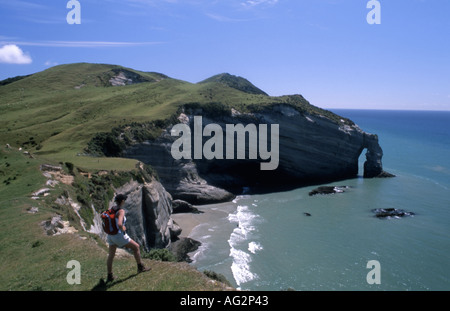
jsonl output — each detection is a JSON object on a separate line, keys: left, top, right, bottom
{"left": 171, "top": 202, "right": 234, "bottom": 239}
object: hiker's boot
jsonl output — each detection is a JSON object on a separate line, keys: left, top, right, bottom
{"left": 106, "top": 273, "right": 117, "bottom": 283}
{"left": 137, "top": 263, "right": 151, "bottom": 273}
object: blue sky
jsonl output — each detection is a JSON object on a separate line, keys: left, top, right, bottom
{"left": 0, "top": 0, "right": 449, "bottom": 110}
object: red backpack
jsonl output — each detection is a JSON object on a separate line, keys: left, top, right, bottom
{"left": 101, "top": 208, "right": 120, "bottom": 235}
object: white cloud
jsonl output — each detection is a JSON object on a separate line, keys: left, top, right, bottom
{"left": 0, "top": 45, "right": 32, "bottom": 64}
{"left": 206, "top": 12, "right": 253, "bottom": 22}
{"left": 0, "top": 40, "right": 163, "bottom": 48}
{"left": 0, "top": 0, "right": 47, "bottom": 10}
{"left": 241, "top": 0, "right": 279, "bottom": 8}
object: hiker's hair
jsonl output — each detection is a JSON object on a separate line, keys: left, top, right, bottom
{"left": 114, "top": 194, "right": 127, "bottom": 203}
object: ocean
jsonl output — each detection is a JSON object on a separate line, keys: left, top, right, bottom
{"left": 187, "top": 109, "right": 450, "bottom": 291}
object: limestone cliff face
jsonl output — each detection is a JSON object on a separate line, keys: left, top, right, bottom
{"left": 253, "top": 104, "right": 384, "bottom": 181}
{"left": 101, "top": 178, "right": 180, "bottom": 250}
{"left": 123, "top": 104, "right": 385, "bottom": 204}
{"left": 123, "top": 139, "right": 236, "bottom": 205}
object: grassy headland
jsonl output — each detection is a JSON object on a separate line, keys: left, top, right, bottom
{"left": 0, "top": 62, "right": 350, "bottom": 167}
{"left": 0, "top": 146, "right": 232, "bottom": 291}
{"left": 0, "top": 62, "right": 350, "bottom": 290}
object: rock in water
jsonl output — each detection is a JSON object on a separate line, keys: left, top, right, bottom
{"left": 376, "top": 171, "right": 396, "bottom": 178}
{"left": 372, "top": 208, "right": 415, "bottom": 219}
{"left": 168, "top": 237, "right": 202, "bottom": 263}
{"left": 172, "top": 199, "right": 202, "bottom": 214}
{"left": 309, "top": 186, "right": 348, "bottom": 196}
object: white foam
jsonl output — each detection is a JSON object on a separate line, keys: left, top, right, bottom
{"left": 227, "top": 204, "right": 264, "bottom": 287}
{"left": 228, "top": 205, "right": 260, "bottom": 225}
{"left": 227, "top": 205, "right": 260, "bottom": 247}
{"left": 248, "top": 241, "right": 263, "bottom": 254}
{"left": 229, "top": 228, "right": 246, "bottom": 247}
{"left": 187, "top": 223, "right": 213, "bottom": 264}
{"left": 229, "top": 248, "right": 258, "bottom": 286}
{"left": 189, "top": 240, "right": 210, "bottom": 263}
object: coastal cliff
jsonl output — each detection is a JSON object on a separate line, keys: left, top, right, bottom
{"left": 123, "top": 102, "right": 385, "bottom": 205}
{"left": 111, "top": 178, "right": 179, "bottom": 250}
{"left": 85, "top": 168, "right": 181, "bottom": 251}
{"left": 0, "top": 64, "right": 392, "bottom": 289}
{"left": 0, "top": 63, "right": 387, "bottom": 206}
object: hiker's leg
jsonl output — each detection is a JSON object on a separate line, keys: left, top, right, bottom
{"left": 107, "top": 244, "right": 117, "bottom": 274}
{"left": 125, "top": 240, "right": 151, "bottom": 273}
{"left": 124, "top": 240, "right": 142, "bottom": 265}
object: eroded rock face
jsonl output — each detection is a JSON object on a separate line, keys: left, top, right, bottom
{"left": 111, "top": 179, "right": 180, "bottom": 250}
{"left": 363, "top": 133, "right": 384, "bottom": 178}
{"left": 123, "top": 140, "right": 235, "bottom": 205}
{"left": 108, "top": 69, "right": 153, "bottom": 86}
{"left": 168, "top": 238, "right": 202, "bottom": 263}
{"left": 41, "top": 215, "right": 78, "bottom": 236}
{"left": 123, "top": 104, "right": 387, "bottom": 204}
{"left": 172, "top": 199, "right": 201, "bottom": 214}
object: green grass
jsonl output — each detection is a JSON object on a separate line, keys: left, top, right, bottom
{"left": 0, "top": 147, "right": 232, "bottom": 291}
{"left": 0, "top": 62, "right": 351, "bottom": 291}
{"left": 0, "top": 148, "right": 45, "bottom": 200}
{"left": 0, "top": 62, "right": 350, "bottom": 168}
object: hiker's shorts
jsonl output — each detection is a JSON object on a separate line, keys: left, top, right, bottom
{"left": 107, "top": 232, "right": 131, "bottom": 248}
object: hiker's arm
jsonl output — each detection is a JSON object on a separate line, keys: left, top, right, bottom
{"left": 117, "top": 210, "right": 126, "bottom": 231}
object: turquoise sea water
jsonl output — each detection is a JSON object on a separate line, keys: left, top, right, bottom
{"left": 188, "top": 109, "right": 450, "bottom": 291}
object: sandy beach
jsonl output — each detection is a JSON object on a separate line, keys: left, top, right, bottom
{"left": 171, "top": 202, "right": 234, "bottom": 238}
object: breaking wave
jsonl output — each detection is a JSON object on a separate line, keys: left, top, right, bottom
{"left": 227, "top": 203, "right": 263, "bottom": 288}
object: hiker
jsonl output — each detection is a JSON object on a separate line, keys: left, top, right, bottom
{"left": 106, "top": 194, "right": 150, "bottom": 282}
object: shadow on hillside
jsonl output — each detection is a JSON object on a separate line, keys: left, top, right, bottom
{"left": 91, "top": 273, "right": 139, "bottom": 291}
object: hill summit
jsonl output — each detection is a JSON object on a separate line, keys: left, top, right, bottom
{"left": 199, "top": 73, "right": 268, "bottom": 96}
{"left": 0, "top": 62, "right": 385, "bottom": 191}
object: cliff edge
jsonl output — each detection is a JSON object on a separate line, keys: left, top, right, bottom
{"left": 123, "top": 103, "right": 387, "bottom": 205}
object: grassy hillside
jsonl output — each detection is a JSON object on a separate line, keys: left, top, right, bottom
{"left": 0, "top": 62, "right": 351, "bottom": 290}
{"left": 0, "top": 62, "right": 350, "bottom": 169}
{"left": 199, "top": 72, "right": 269, "bottom": 96}
{"left": 0, "top": 146, "right": 233, "bottom": 291}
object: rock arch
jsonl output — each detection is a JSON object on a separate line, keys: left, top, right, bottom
{"left": 362, "top": 133, "right": 383, "bottom": 178}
